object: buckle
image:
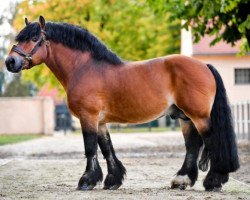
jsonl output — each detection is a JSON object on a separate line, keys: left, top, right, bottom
{"left": 25, "top": 55, "right": 32, "bottom": 61}
{"left": 46, "top": 40, "right": 50, "bottom": 47}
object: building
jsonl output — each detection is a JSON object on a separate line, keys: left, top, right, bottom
{"left": 37, "top": 84, "right": 63, "bottom": 104}
{"left": 38, "top": 84, "right": 81, "bottom": 130}
{"left": 181, "top": 28, "right": 250, "bottom": 103}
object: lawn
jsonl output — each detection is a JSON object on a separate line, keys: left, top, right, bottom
{"left": 0, "top": 134, "right": 43, "bottom": 146}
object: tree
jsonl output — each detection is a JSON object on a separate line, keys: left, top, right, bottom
{"left": 0, "top": 1, "right": 18, "bottom": 93}
{"left": 1, "top": 74, "right": 36, "bottom": 97}
{"left": 13, "top": 0, "right": 180, "bottom": 93}
{"left": 0, "top": 1, "right": 17, "bottom": 62}
{"left": 147, "top": 0, "right": 250, "bottom": 53}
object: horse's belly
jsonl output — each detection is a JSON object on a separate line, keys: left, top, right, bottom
{"left": 102, "top": 99, "right": 169, "bottom": 124}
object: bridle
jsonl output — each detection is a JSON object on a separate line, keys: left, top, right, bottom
{"left": 11, "top": 28, "right": 50, "bottom": 69}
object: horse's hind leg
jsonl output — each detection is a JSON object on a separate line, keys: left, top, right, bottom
{"left": 192, "top": 117, "right": 231, "bottom": 191}
{"left": 171, "top": 119, "right": 203, "bottom": 190}
{"left": 98, "top": 124, "right": 126, "bottom": 190}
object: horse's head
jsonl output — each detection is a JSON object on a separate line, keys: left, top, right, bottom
{"left": 5, "top": 16, "right": 50, "bottom": 73}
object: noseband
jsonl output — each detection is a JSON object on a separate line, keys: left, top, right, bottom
{"left": 11, "top": 29, "right": 50, "bottom": 69}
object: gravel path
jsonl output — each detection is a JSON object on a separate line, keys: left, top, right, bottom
{"left": 0, "top": 132, "right": 249, "bottom": 200}
{"left": 0, "top": 132, "right": 185, "bottom": 159}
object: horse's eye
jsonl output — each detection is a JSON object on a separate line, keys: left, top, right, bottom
{"left": 32, "top": 37, "right": 38, "bottom": 42}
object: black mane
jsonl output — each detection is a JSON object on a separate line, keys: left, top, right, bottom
{"left": 16, "top": 22, "right": 123, "bottom": 65}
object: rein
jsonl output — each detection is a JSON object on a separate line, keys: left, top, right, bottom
{"left": 11, "top": 29, "right": 50, "bottom": 69}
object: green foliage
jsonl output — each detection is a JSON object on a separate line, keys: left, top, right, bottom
{"left": 2, "top": 74, "right": 36, "bottom": 97}
{"left": 14, "top": 0, "right": 180, "bottom": 93}
{"left": 147, "top": 0, "right": 250, "bottom": 53}
{"left": 0, "top": 1, "right": 17, "bottom": 62}
{"left": 0, "top": 1, "right": 18, "bottom": 93}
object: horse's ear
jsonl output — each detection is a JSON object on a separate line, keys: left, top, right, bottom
{"left": 25, "top": 17, "right": 30, "bottom": 26}
{"left": 39, "top": 16, "right": 46, "bottom": 29}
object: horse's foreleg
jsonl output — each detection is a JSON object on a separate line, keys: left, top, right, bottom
{"left": 77, "top": 119, "right": 103, "bottom": 190}
{"left": 171, "top": 119, "right": 203, "bottom": 190}
{"left": 98, "top": 124, "right": 126, "bottom": 190}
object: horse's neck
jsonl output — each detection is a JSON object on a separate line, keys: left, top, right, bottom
{"left": 44, "top": 42, "right": 91, "bottom": 89}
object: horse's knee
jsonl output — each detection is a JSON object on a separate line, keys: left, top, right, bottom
{"left": 191, "top": 118, "right": 210, "bottom": 135}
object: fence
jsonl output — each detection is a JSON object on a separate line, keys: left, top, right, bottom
{"left": 231, "top": 101, "right": 250, "bottom": 141}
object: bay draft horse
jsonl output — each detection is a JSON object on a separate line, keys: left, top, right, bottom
{"left": 5, "top": 16, "right": 239, "bottom": 191}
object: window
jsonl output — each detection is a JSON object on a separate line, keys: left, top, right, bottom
{"left": 235, "top": 68, "right": 250, "bottom": 85}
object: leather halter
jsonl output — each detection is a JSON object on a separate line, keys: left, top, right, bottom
{"left": 11, "top": 29, "right": 50, "bottom": 69}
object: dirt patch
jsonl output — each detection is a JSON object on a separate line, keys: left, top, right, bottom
{"left": 231, "top": 151, "right": 250, "bottom": 184}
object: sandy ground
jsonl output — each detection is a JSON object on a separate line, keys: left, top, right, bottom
{"left": 0, "top": 132, "right": 250, "bottom": 200}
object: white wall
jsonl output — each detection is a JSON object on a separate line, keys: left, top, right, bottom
{"left": 0, "top": 97, "right": 54, "bottom": 135}
{"left": 194, "top": 55, "right": 250, "bottom": 103}
{"left": 181, "top": 26, "right": 193, "bottom": 56}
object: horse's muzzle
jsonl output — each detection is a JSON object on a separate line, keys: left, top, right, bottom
{"left": 5, "top": 56, "right": 23, "bottom": 73}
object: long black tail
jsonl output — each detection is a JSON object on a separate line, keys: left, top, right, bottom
{"left": 206, "top": 64, "right": 239, "bottom": 173}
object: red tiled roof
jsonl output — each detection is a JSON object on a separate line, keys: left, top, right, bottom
{"left": 193, "top": 35, "right": 241, "bottom": 55}
{"left": 37, "top": 84, "right": 64, "bottom": 104}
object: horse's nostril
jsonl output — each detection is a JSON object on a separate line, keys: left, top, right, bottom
{"left": 5, "top": 57, "right": 15, "bottom": 68}
{"left": 9, "top": 57, "right": 15, "bottom": 65}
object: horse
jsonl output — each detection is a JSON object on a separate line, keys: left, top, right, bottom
{"left": 5, "top": 16, "right": 239, "bottom": 191}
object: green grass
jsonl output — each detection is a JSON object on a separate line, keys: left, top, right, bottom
{"left": 0, "top": 134, "right": 43, "bottom": 146}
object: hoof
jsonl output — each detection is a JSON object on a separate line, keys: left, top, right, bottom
{"left": 171, "top": 183, "right": 187, "bottom": 190}
{"left": 103, "top": 184, "right": 122, "bottom": 190}
{"left": 77, "top": 170, "right": 103, "bottom": 191}
{"left": 77, "top": 184, "right": 95, "bottom": 191}
{"left": 103, "top": 173, "right": 123, "bottom": 190}
{"left": 170, "top": 175, "right": 191, "bottom": 190}
{"left": 178, "top": 184, "right": 187, "bottom": 190}
{"left": 203, "top": 171, "right": 228, "bottom": 192}
{"left": 205, "top": 186, "right": 222, "bottom": 192}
